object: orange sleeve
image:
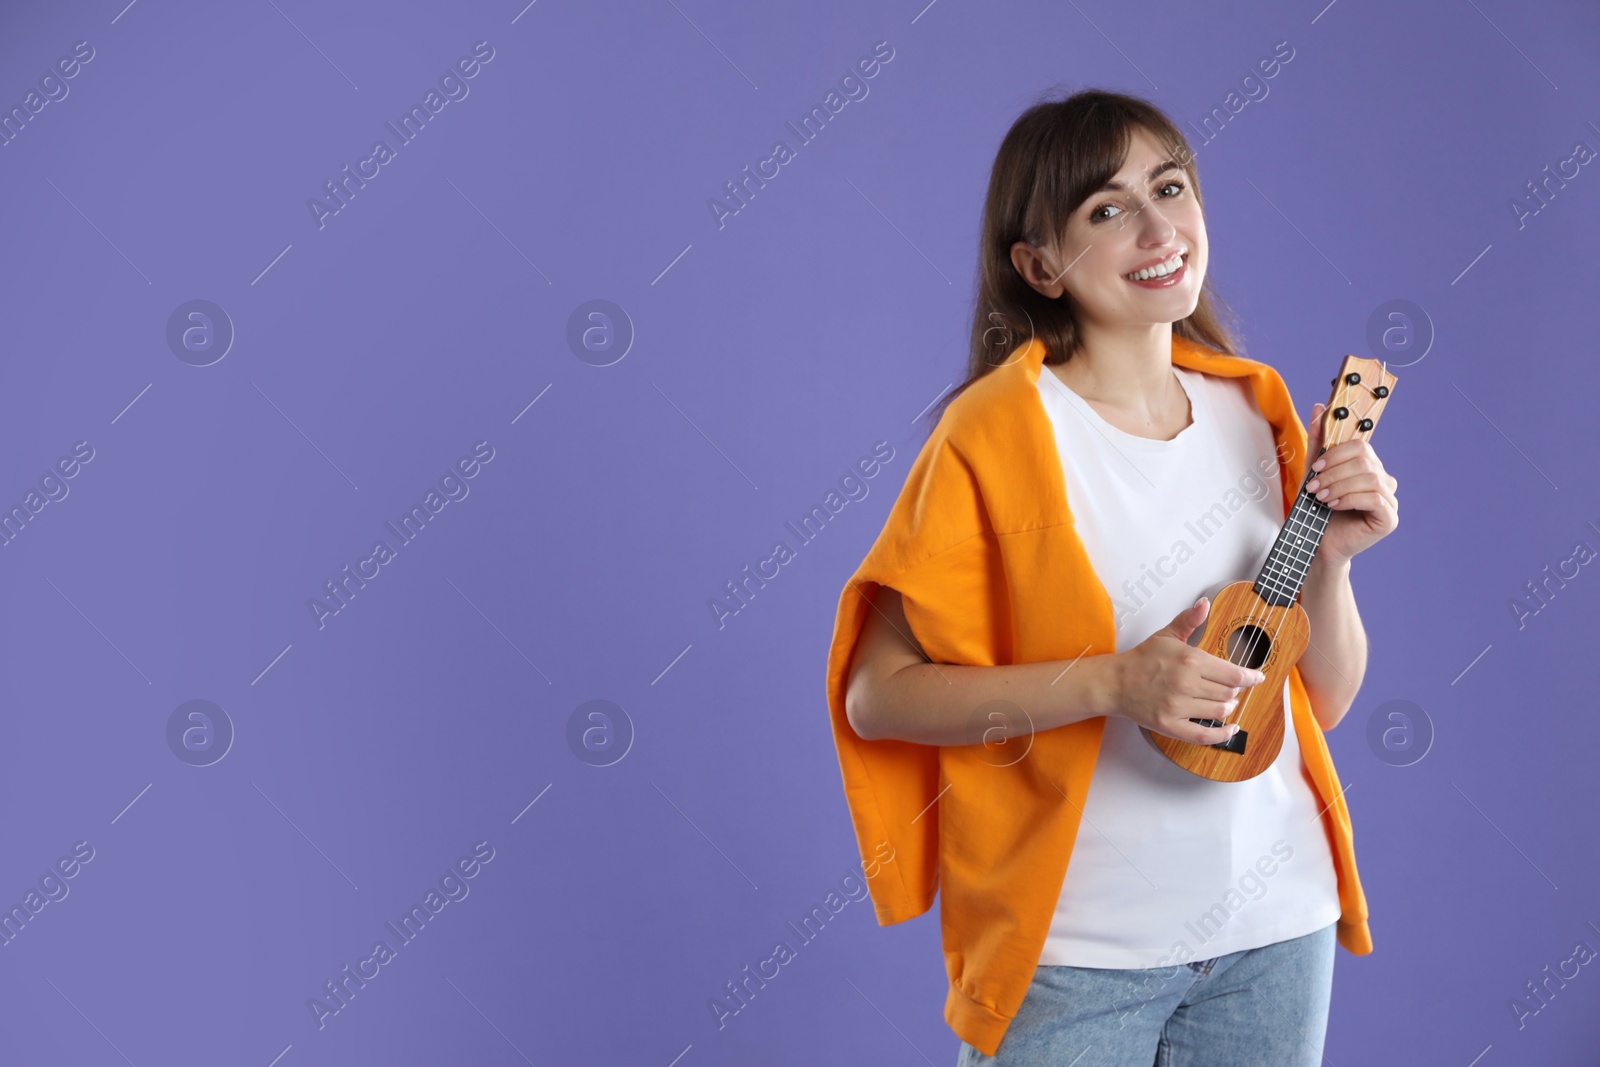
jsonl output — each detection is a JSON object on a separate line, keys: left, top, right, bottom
{"left": 822, "top": 431, "right": 997, "bottom": 925}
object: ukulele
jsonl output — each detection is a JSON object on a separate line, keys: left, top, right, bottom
{"left": 1141, "top": 355, "right": 1396, "bottom": 782}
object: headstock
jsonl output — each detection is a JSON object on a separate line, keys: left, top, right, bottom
{"left": 1318, "top": 355, "right": 1396, "bottom": 457}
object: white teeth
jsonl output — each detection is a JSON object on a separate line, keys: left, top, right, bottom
{"left": 1126, "top": 253, "right": 1185, "bottom": 281}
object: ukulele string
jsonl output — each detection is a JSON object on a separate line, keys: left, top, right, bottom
{"left": 1246, "top": 376, "right": 1385, "bottom": 679}
{"left": 1226, "top": 375, "right": 1362, "bottom": 715}
{"left": 1214, "top": 396, "right": 1344, "bottom": 728}
{"left": 1221, "top": 436, "right": 1339, "bottom": 723}
{"left": 1228, "top": 374, "right": 1382, "bottom": 726}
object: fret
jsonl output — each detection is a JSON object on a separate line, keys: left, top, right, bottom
{"left": 1276, "top": 540, "right": 1315, "bottom": 566}
{"left": 1297, "top": 511, "right": 1330, "bottom": 531}
{"left": 1268, "top": 563, "right": 1305, "bottom": 587}
{"left": 1271, "top": 536, "right": 1314, "bottom": 562}
{"left": 1256, "top": 572, "right": 1293, "bottom": 599}
{"left": 1285, "top": 513, "right": 1320, "bottom": 538}
{"left": 1280, "top": 535, "right": 1314, "bottom": 557}
{"left": 1259, "top": 560, "right": 1292, "bottom": 582}
{"left": 1249, "top": 361, "right": 1394, "bottom": 613}
{"left": 1254, "top": 493, "right": 1331, "bottom": 606}
{"left": 1299, "top": 496, "right": 1331, "bottom": 520}
{"left": 1252, "top": 578, "right": 1295, "bottom": 607}
{"left": 1263, "top": 561, "right": 1295, "bottom": 580}
{"left": 1262, "top": 575, "right": 1300, "bottom": 602}
{"left": 1277, "top": 546, "right": 1313, "bottom": 568}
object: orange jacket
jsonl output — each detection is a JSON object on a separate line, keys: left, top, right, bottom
{"left": 824, "top": 333, "right": 1372, "bottom": 1056}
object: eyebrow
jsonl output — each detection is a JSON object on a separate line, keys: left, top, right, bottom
{"left": 1095, "top": 160, "right": 1183, "bottom": 193}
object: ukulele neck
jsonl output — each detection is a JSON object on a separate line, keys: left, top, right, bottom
{"left": 1252, "top": 459, "right": 1333, "bottom": 608}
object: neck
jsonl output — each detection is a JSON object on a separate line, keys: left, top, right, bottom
{"left": 1253, "top": 473, "right": 1334, "bottom": 606}
{"left": 1051, "top": 322, "right": 1178, "bottom": 408}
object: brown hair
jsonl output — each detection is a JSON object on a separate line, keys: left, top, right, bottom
{"left": 928, "top": 88, "right": 1243, "bottom": 429}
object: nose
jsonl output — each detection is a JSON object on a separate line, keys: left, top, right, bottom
{"left": 1119, "top": 194, "right": 1179, "bottom": 241}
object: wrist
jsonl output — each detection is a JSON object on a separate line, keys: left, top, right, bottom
{"left": 1309, "top": 553, "right": 1352, "bottom": 582}
{"left": 1089, "top": 651, "right": 1124, "bottom": 720}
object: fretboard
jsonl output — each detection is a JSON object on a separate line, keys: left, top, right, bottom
{"left": 1253, "top": 471, "right": 1333, "bottom": 607}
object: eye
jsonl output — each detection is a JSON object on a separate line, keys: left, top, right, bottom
{"left": 1087, "top": 179, "right": 1187, "bottom": 225}
{"left": 1088, "top": 202, "right": 1123, "bottom": 225}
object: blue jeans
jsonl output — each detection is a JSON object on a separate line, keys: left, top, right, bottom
{"left": 956, "top": 923, "right": 1336, "bottom": 1066}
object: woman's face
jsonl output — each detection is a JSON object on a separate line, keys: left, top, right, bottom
{"left": 1041, "top": 126, "right": 1208, "bottom": 329}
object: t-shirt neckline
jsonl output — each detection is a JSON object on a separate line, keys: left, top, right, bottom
{"left": 1039, "top": 364, "right": 1204, "bottom": 453}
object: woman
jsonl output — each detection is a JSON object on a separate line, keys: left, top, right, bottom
{"left": 827, "top": 90, "right": 1398, "bottom": 1065}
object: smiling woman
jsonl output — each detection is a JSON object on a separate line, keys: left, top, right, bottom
{"left": 825, "top": 89, "right": 1390, "bottom": 1066}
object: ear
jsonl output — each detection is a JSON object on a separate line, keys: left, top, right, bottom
{"left": 1012, "top": 237, "right": 1075, "bottom": 300}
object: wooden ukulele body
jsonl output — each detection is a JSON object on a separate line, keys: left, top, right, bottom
{"left": 1138, "top": 353, "right": 1395, "bottom": 782}
{"left": 1139, "top": 579, "right": 1309, "bottom": 782}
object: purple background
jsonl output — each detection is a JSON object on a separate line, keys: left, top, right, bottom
{"left": 0, "top": 0, "right": 1595, "bottom": 1063}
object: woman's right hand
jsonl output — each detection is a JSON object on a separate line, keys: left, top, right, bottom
{"left": 1110, "top": 596, "right": 1267, "bottom": 745}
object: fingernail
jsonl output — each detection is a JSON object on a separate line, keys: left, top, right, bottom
{"left": 1228, "top": 725, "right": 1240, "bottom": 737}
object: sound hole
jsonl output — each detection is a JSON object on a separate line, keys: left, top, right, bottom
{"left": 1185, "top": 623, "right": 1271, "bottom": 754}
{"left": 1224, "top": 624, "right": 1271, "bottom": 671}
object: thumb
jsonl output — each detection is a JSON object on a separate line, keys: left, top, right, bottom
{"left": 1307, "top": 401, "right": 1325, "bottom": 459}
{"left": 1160, "top": 595, "right": 1210, "bottom": 642}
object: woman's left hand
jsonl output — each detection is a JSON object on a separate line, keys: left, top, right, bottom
{"left": 1302, "top": 401, "right": 1399, "bottom": 566}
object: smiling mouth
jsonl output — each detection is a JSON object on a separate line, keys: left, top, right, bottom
{"left": 1124, "top": 252, "right": 1188, "bottom": 284}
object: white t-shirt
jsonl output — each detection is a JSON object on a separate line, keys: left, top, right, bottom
{"left": 1033, "top": 362, "right": 1342, "bottom": 969}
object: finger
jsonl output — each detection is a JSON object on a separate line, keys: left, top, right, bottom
{"left": 1310, "top": 471, "right": 1385, "bottom": 502}
{"left": 1161, "top": 714, "right": 1238, "bottom": 746}
{"left": 1198, "top": 654, "right": 1266, "bottom": 690}
{"left": 1309, "top": 448, "right": 1378, "bottom": 485}
{"left": 1190, "top": 677, "right": 1249, "bottom": 704}
{"left": 1325, "top": 490, "right": 1397, "bottom": 515}
{"left": 1190, "top": 694, "right": 1235, "bottom": 735}
{"left": 1311, "top": 436, "right": 1367, "bottom": 472}
{"left": 1316, "top": 475, "right": 1391, "bottom": 503}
